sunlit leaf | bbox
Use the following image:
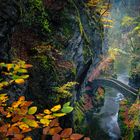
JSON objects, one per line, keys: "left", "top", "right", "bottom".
{"left": 40, "top": 118, "right": 50, "bottom": 126}
{"left": 14, "top": 65, "right": 20, "bottom": 71}
{"left": 53, "top": 113, "right": 66, "bottom": 117}
{"left": 51, "top": 105, "right": 61, "bottom": 112}
{"left": 43, "top": 115, "right": 55, "bottom": 119}
{"left": 20, "top": 75, "right": 29, "bottom": 79}
{"left": 22, "top": 118, "right": 39, "bottom": 128}
{"left": 6, "top": 112, "right": 12, "bottom": 118}
{"left": 44, "top": 109, "right": 52, "bottom": 115}
{"left": 18, "top": 96, "right": 25, "bottom": 102}
{"left": 12, "top": 75, "right": 20, "bottom": 80}
{"left": 63, "top": 102, "right": 70, "bottom": 107}
{"left": 61, "top": 106, "right": 73, "bottom": 113}
{"left": 12, "top": 101, "right": 21, "bottom": 108}
{"left": 28, "top": 106, "right": 37, "bottom": 115}
{"left": 17, "top": 69, "right": 28, "bottom": 73}
{"left": 1, "top": 82, "right": 9, "bottom": 86}
{"left": 15, "top": 79, "right": 25, "bottom": 85}
{"left": 0, "top": 62, "right": 6, "bottom": 67}
{"left": 19, "top": 123, "right": 29, "bottom": 130}
{"left": 0, "top": 94, "right": 8, "bottom": 102}
{"left": 6, "top": 64, "right": 14, "bottom": 71}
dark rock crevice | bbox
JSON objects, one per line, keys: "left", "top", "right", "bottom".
{"left": 0, "top": 0, "right": 20, "bottom": 62}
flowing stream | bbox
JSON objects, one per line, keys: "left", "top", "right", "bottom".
{"left": 98, "top": 1, "right": 132, "bottom": 139}
{"left": 99, "top": 55, "right": 130, "bottom": 140}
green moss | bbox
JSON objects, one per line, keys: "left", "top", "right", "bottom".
{"left": 73, "top": 101, "right": 87, "bottom": 133}
{"left": 34, "top": 55, "right": 54, "bottom": 70}
{"left": 21, "top": 0, "right": 50, "bottom": 33}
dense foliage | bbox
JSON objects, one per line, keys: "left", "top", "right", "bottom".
{"left": 0, "top": 61, "right": 90, "bottom": 140}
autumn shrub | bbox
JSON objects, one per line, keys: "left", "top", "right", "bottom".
{"left": 119, "top": 98, "right": 140, "bottom": 140}
{"left": 0, "top": 60, "right": 90, "bottom": 140}
{"left": 53, "top": 82, "right": 78, "bottom": 99}
{"left": 0, "top": 60, "right": 33, "bottom": 89}
{"left": 0, "top": 94, "right": 74, "bottom": 140}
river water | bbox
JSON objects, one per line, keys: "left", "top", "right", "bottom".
{"left": 98, "top": 50, "right": 132, "bottom": 140}
{"left": 98, "top": 1, "right": 132, "bottom": 138}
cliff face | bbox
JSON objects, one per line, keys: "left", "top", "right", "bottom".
{"left": 64, "top": 1, "right": 104, "bottom": 137}
{"left": 0, "top": 0, "right": 104, "bottom": 139}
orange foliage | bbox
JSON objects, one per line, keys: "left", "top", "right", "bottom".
{"left": 120, "top": 99, "right": 140, "bottom": 129}
{"left": 0, "top": 61, "right": 90, "bottom": 140}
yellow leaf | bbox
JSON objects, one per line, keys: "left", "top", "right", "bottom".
{"left": 53, "top": 113, "right": 66, "bottom": 117}
{"left": 14, "top": 65, "right": 20, "bottom": 71}
{"left": 51, "top": 105, "right": 61, "bottom": 112}
{"left": 6, "top": 112, "right": 12, "bottom": 118}
{"left": 15, "top": 79, "right": 25, "bottom": 84}
{"left": 6, "top": 64, "right": 14, "bottom": 71}
{"left": 24, "top": 136, "right": 32, "bottom": 140}
{"left": 44, "top": 109, "right": 52, "bottom": 115}
{"left": 12, "top": 101, "right": 21, "bottom": 108}
{"left": 43, "top": 115, "right": 55, "bottom": 119}
{"left": 1, "top": 81, "right": 9, "bottom": 86}
{"left": 40, "top": 118, "right": 51, "bottom": 126}
{"left": 18, "top": 96, "right": 25, "bottom": 102}
{"left": 0, "top": 94, "right": 8, "bottom": 102}
{"left": 18, "top": 69, "right": 28, "bottom": 73}
{"left": 19, "top": 123, "right": 29, "bottom": 130}
{"left": 23, "top": 119, "right": 39, "bottom": 128}
{"left": 20, "top": 75, "right": 29, "bottom": 79}
{"left": 28, "top": 106, "right": 37, "bottom": 115}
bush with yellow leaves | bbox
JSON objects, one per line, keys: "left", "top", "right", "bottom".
{"left": 0, "top": 60, "right": 90, "bottom": 140}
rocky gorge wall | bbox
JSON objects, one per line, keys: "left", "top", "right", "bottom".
{"left": 0, "top": 0, "right": 104, "bottom": 139}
